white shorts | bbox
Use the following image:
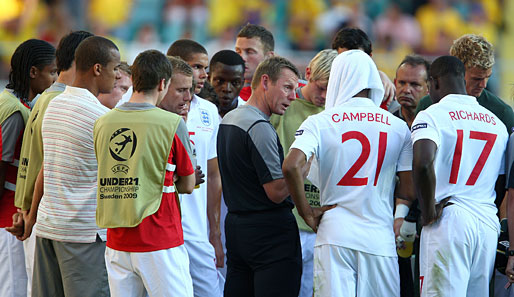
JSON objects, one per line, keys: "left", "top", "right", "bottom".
{"left": 313, "top": 244, "right": 399, "bottom": 297}
{"left": 105, "top": 245, "right": 193, "bottom": 297}
{"left": 0, "top": 228, "right": 27, "bottom": 297}
{"left": 184, "top": 240, "right": 224, "bottom": 297}
{"left": 23, "top": 223, "right": 36, "bottom": 297}
{"left": 299, "top": 230, "right": 316, "bottom": 297}
{"left": 419, "top": 204, "right": 497, "bottom": 297}
{"left": 218, "top": 195, "right": 228, "bottom": 278}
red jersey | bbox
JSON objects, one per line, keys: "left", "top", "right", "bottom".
{"left": 106, "top": 134, "right": 194, "bottom": 252}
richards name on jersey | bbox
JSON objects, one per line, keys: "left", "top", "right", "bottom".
{"left": 448, "top": 110, "right": 497, "bottom": 125}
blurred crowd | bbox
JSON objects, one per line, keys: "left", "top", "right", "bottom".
{"left": 0, "top": 0, "right": 505, "bottom": 80}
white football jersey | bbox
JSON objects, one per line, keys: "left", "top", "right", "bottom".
{"left": 411, "top": 94, "right": 508, "bottom": 231}
{"left": 291, "top": 97, "right": 412, "bottom": 257}
{"left": 181, "top": 95, "right": 220, "bottom": 242}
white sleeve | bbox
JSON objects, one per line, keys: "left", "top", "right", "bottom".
{"left": 290, "top": 116, "right": 321, "bottom": 187}
{"left": 411, "top": 110, "right": 440, "bottom": 147}
{"left": 397, "top": 124, "right": 413, "bottom": 172}
{"left": 208, "top": 106, "right": 220, "bottom": 160}
{"left": 289, "top": 116, "right": 319, "bottom": 161}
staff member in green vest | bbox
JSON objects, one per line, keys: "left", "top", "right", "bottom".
{"left": 416, "top": 34, "right": 514, "bottom": 134}
{"left": 0, "top": 38, "right": 56, "bottom": 297}
{"left": 94, "top": 49, "right": 196, "bottom": 297}
{"left": 7, "top": 31, "right": 93, "bottom": 297}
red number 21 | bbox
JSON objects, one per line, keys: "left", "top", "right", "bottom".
{"left": 337, "top": 131, "right": 387, "bottom": 186}
{"left": 449, "top": 130, "right": 496, "bottom": 185}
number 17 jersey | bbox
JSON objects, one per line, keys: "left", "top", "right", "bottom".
{"left": 291, "top": 97, "right": 412, "bottom": 257}
{"left": 411, "top": 94, "right": 508, "bottom": 231}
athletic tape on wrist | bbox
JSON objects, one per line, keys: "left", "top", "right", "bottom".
{"left": 394, "top": 203, "right": 409, "bottom": 219}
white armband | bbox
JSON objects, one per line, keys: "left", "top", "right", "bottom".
{"left": 394, "top": 203, "right": 409, "bottom": 219}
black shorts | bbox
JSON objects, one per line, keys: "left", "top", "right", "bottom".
{"left": 224, "top": 208, "right": 302, "bottom": 297}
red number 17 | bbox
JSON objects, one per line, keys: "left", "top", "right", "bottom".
{"left": 337, "top": 131, "right": 387, "bottom": 187}
{"left": 449, "top": 130, "right": 496, "bottom": 185}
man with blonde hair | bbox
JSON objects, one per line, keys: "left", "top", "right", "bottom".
{"left": 416, "top": 34, "right": 514, "bottom": 134}
{"left": 270, "top": 48, "right": 338, "bottom": 297}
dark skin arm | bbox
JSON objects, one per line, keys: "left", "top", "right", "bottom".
{"left": 412, "top": 139, "right": 440, "bottom": 226}
{"left": 283, "top": 148, "right": 335, "bottom": 232}
{"left": 505, "top": 187, "right": 514, "bottom": 281}
{"left": 206, "top": 158, "right": 224, "bottom": 268}
{"left": 494, "top": 175, "right": 506, "bottom": 208}
{"left": 195, "top": 166, "right": 205, "bottom": 186}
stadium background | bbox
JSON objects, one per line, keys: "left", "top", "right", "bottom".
{"left": 0, "top": 0, "right": 513, "bottom": 104}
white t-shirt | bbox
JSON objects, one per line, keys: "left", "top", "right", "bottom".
{"left": 38, "top": 86, "right": 109, "bottom": 243}
{"left": 181, "top": 95, "right": 220, "bottom": 242}
{"left": 291, "top": 97, "right": 412, "bottom": 257}
{"left": 411, "top": 94, "right": 508, "bottom": 231}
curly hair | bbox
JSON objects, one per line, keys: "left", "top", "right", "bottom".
{"left": 450, "top": 34, "right": 494, "bottom": 70}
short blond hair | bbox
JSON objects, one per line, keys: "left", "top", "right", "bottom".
{"left": 450, "top": 34, "right": 494, "bottom": 70}
{"left": 167, "top": 55, "right": 193, "bottom": 77}
{"left": 308, "top": 49, "right": 338, "bottom": 83}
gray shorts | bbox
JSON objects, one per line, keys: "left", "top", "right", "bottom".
{"left": 32, "top": 235, "right": 109, "bottom": 297}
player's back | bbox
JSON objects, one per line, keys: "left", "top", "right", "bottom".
{"left": 293, "top": 97, "right": 412, "bottom": 256}
{"left": 412, "top": 94, "right": 508, "bottom": 230}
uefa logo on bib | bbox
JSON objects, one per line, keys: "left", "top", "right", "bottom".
{"left": 109, "top": 128, "right": 138, "bottom": 162}
{"left": 200, "top": 109, "right": 211, "bottom": 126}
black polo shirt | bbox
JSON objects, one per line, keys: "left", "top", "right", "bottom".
{"left": 217, "top": 105, "right": 293, "bottom": 213}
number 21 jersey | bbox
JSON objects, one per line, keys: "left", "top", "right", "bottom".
{"left": 411, "top": 94, "right": 508, "bottom": 231}
{"left": 291, "top": 97, "right": 412, "bottom": 257}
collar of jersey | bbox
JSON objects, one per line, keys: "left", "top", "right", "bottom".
{"left": 242, "top": 104, "right": 270, "bottom": 120}
{"left": 440, "top": 94, "right": 477, "bottom": 105}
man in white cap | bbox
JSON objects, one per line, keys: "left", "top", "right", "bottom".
{"left": 283, "top": 50, "right": 414, "bottom": 297}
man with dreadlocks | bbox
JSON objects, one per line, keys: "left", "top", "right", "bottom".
{"left": 0, "top": 38, "right": 56, "bottom": 297}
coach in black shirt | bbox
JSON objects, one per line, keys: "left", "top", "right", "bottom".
{"left": 217, "top": 56, "right": 302, "bottom": 297}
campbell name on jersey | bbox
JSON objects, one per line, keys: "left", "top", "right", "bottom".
{"left": 291, "top": 97, "right": 412, "bottom": 257}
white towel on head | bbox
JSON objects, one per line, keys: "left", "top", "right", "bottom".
{"left": 325, "top": 50, "right": 384, "bottom": 108}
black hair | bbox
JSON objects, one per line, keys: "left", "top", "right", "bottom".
{"left": 237, "top": 23, "right": 275, "bottom": 53}
{"left": 56, "top": 31, "right": 94, "bottom": 72}
{"left": 6, "top": 39, "right": 56, "bottom": 100}
{"left": 166, "top": 39, "right": 208, "bottom": 62}
{"left": 331, "top": 27, "right": 372, "bottom": 55}
{"left": 75, "top": 36, "right": 119, "bottom": 72}
{"left": 132, "top": 50, "right": 173, "bottom": 93}
{"left": 209, "top": 50, "right": 245, "bottom": 71}
{"left": 429, "top": 56, "right": 465, "bottom": 80}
